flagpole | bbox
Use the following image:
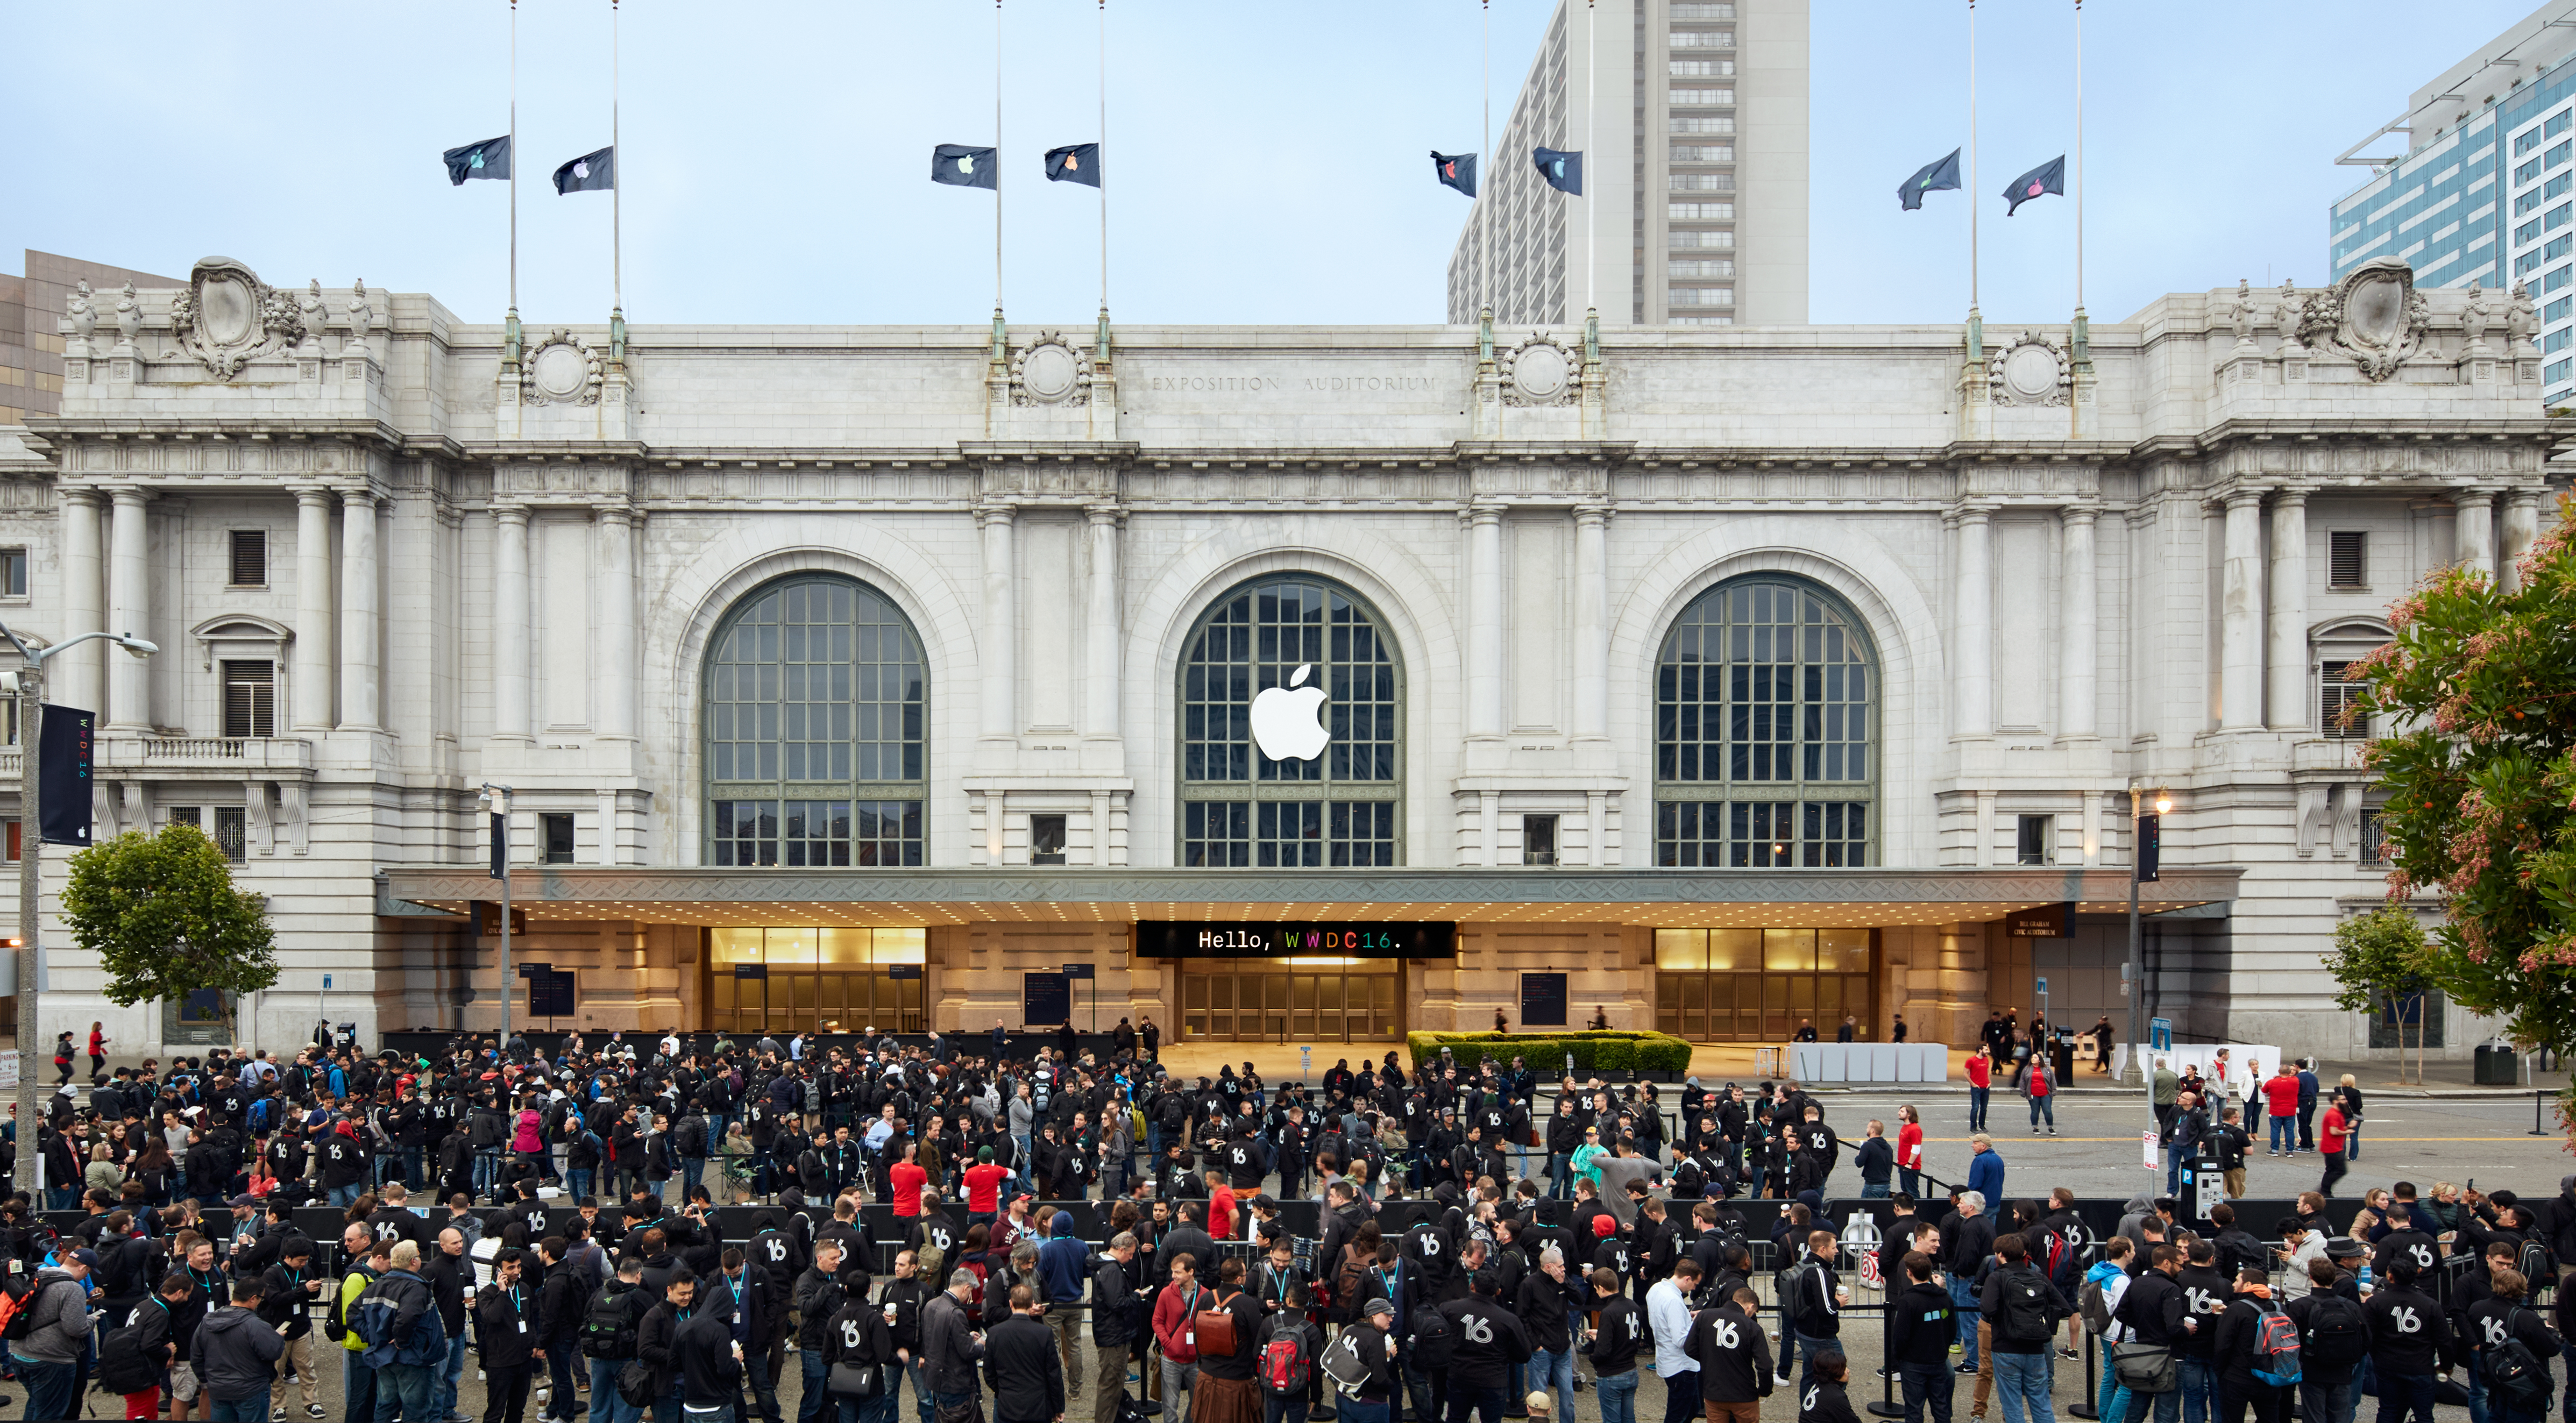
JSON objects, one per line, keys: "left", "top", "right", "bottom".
{"left": 2074, "top": 0, "right": 2085, "bottom": 313}
{"left": 611, "top": 0, "right": 622, "bottom": 315}
{"left": 509, "top": 0, "right": 519, "bottom": 323}
{"left": 1482, "top": 0, "right": 1492, "bottom": 323}
{"left": 1968, "top": 0, "right": 1981, "bottom": 316}
{"left": 996, "top": 0, "right": 1005, "bottom": 322}
{"left": 1585, "top": 0, "right": 1595, "bottom": 324}
{"left": 1099, "top": 0, "right": 1109, "bottom": 321}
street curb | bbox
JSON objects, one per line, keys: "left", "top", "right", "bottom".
{"left": 1797, "top": 1083, "right": 2549, "bottom": 1102}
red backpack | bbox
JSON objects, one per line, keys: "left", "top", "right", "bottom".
{"left": 1258, "top": 1315, "right": 1311, "bottom": 1398}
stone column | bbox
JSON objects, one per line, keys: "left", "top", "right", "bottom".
{"left": 2266, "top": 488, "right": 2310, "bottom": 731}
{"left": 1975, "top": 790, "right": 1997, "bottom": 866}
{"left": 1464, "top": 503, "right": 1506, "bottom": 739}
{"left": 1480, "top": 790, "right": 1503, "bottom": 866}
{"left": 2454, "top": 488, "right": 2497, "bottom": 580}
{"left": 337, "top": 490, "right": 381, "bottom": 730}
{"left": 2058, "top": 505, "right": 2098, "bottom": 740}
{"left": 593, "top": 506, "right": 638, "bottom": 741}
{"left": 106, "top": 488, "right": 152, "bottom": 732}
{"left": 1083, "top": 503, "right": 1121, "bottom": 741}
{"left": 1572, "top": 504, "right": 1612, "bottom": 741}
{"left": 1089, "top": 789, "right": 1113, "bottom": 866}
{"left": 2500, "top": 489, "right": 2543, "bottom": 593}
{"left": 56, "top": 489, "right": 105, "bottom": 718}
{"left": 2219, "top": 489, "right": 2266, "bottom": 730}
{"left": 2081, "top": 789, "right": 2104, "bottom": 866}
{"left": 1586, "top": 789, "right": 1609, "bottom": 866}
{"left": 290, "top": 487, "right": 336, "bottom": 731}
{"left": 1952, "top": 503, "right": 1995, "bottom": 738}
{"left": 492, "top": 503, "right": 533, "bottom": 744}
{"left": 977, "top": 504, "right": 1018, "bottom": 743}
{"left": 595, "top": 788, "right": 620, "bottom": 866}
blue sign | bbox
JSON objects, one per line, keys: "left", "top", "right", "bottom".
{"left": 1023, "top": 972, "right": 1072, "bottom": 1026}
{"left": 2149, "top": 1016, "right": 2174, "bottom": 1051}
{"left": 2035, "top": 976, "right": 2049, "bottom": 996}
{"left": 322, "top": 974, "right": 332, "bottom": 990}
{"left": 1519, "top": 972, "right": 1569, "bottom": 1027}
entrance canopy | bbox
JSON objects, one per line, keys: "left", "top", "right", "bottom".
{"left": 381, "top": 865, "right": 2241, "bottom": 927}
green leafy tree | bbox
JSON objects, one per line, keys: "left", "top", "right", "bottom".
{"left": 2352, "top": 494, "right": 2576, "bottom": 1133}
{"left": 60, "top": 824, "right": 278, "bottom": 1040}
{"left": 2323, "top": 905, "right": 2435, "bottom": 1085}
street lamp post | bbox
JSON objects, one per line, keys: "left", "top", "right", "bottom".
{"left": 2124, "top": 781, "right": 2170, "bottom": 1089}
{"left": 478, "top": 785, "right": 514, "bottom": 1052}
{"left": 0, "top": 623, "right": 158, "bottom": 1201}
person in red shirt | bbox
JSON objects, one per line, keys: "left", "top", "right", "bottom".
{"left": 2317, "top": 1102, "right": 2350, "bottom": 1197}
{"left": 1203, "top": 1169, "right": 1237, "bottom": 1241}
{"left": 889, "top": 1137, "right": 929, "bottom": 1216}
{"left": 1894, "top": 1104, "right": 1926, "bottom": 1198}
{"left": 1965, "top": 1048, "right": 1992, "bottom": 1133}
{"left": 963, "top": 1145, "right": 1010, "bottom": 1228}
{"left": 2261, "top": 1066, "right": 2302, "bottom": 1158}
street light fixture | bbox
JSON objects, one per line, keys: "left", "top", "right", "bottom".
{"left": 477, "top": 784, "right": 515, "bottom": 1052}
{"left": 0, "top": 622, "right": 157, "bottom": 1201}
{"left": 2124, "top": 781, "right": 2171, "bottom": 1088}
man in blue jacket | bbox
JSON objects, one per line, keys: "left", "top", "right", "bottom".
{"left": 1037, "top": 1211, "right": 1092, "bottom": 1400}
{"left": 1966, "top": 1135, "right": 2005, "bottom": 1218}
{"left": 352, "top": 1240, "right": 449, "bottom": 1423}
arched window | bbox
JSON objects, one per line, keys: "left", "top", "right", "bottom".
{"left": 704, "top": 574, "right": 927, "bottom": 866}
{"left": 1654, "top": 574, "right": 1877, "bottom": 866}
{"left": 1177, "top": 575, "right": 1403, "bottom": 866}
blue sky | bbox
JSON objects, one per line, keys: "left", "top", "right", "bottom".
{"left": 2, "top": 0, "right": 2540, "bottom": 329}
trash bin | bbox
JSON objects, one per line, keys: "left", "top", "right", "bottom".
{"left": 2474, "top": 1039, "right": 2519, "bottom": 1085}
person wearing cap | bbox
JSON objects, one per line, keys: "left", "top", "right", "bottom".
{"left": 1333, "top": 1296, "right": 1402, "bottom": 1423}
{"left": 9, "top": 1247, "right": 96, "bottom": 1419}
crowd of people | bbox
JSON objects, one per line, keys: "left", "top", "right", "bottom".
{"left": 0, "top": 1024, "right": 2561, "bottom": 1423}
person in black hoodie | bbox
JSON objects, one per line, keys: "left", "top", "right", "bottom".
{"left": 1687, "top": 1284, "right": 1775, "bottom": 1423}
{"left": 1798, "top": 1350, "right": 1864, "bottom": 1423}
{"left": 1886, "top": 1251, "right": 1957, "bottom": 1423}
{"left": 637, "top": 1269, "right": 700, "bottom": 1420}
{"left": 677, "top": 1304, "right": 747, "bottom": 1418}
{"left": 2362, "top": 1264, "right": 2452, "bottom": 1423}
{"left": 1444, "top": 1269, "right": 1533, "bottom": 1423}
{"left": 479, "top": 1246, "right": 540, "bottom": 1423}
{"left": 2113, "top": 1246, "right": 2191, "bottom": 1423}
{"left": 1785, "top": 1230, "right": 1849, "bottom": 1392}
{"left": 1520, "top": 1246, "right": 1583, "bottom": 1423}
{"left": 1946, "top": 1193, "right": 1998, "bottom": 1373}
{"left": 2211, "top": 1268, "right": 2292, "bottom": 1423}
{"left": 537, "top": 1236, "right": 593, "bottom": 1423}
{"left": 1587, "top": 1265, "right": 1644, "bottom": 1422}
{"left": 989, "top": 1283, "right": 1068, "bottom": 1423}
{"left": 2284, "top": 1258, "right": 2365, "bottom": 1423}
{"left": 2172, "top": 1240, "right": 2232, "bottom": 1423}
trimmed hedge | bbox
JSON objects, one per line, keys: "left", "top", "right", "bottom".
{"left": 1406, "top": 1029, "right": 1693, "bottom": 1074}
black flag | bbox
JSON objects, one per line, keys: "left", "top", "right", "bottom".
{"left": 2003, "top": 155, "right": 2065, "bottom": 216}
{"left": 1534, "top": 146, "right": 1583, "bottom": 195}
{"left": 1432, "top": 151, "right": 1478, "bottom": 197}
{"left": 1045, "top": 144, "right": 1101, "bottom": 187}
{"left": 551, "top": 146, "right": 615, "bottom": 195}
{"left": 933, "top": 144, "right": 998, "bottom": 190}
{"left": 442, "top": 136, "right": 512, "bottom": 186}
{"left": 1898, "top": 148, "right": 1961, "bottom": 210}
{"left": 37, "top": 704, "right": 93, "bottom": 848}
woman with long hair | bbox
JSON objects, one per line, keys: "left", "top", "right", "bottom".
{"left": 1894, "top": 1104, "right": 1925, "bottom": 1198}
{"left": 126, "top": 1136, "right": 176, "bottom": 1207}
{"left": 85, "top": 1022, "right": 107, "bottom": 1085}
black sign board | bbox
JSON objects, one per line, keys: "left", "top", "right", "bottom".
{"left": 886, "top": 964, "right": 924, "bottom": 980}
{"left": 2137, "top": 814, "right": 2161, "bottom": 883}
{"left": 473, "top": 903, "right": 528, "bottom": 937}
{"left": 529, "top": 970, "right": 576, "bottom": 1018}
{"left": 2005, "top": 903, "right": 2070, "bottom": 938}
{"left": 1023, "top": 972, "right": 1072, "bottom": 1025}
{"left": 1062, "top": 962, "right": 1096, "bottom": 980}
{"left": 488, "top": 812, "right": 507, "bottom": 879}
{"left": 37, "top": 705, "right": 93, "bottom": 847}
{"left": 733, "top": 963, "right": 768, "bottom": 980}
{"left": 516, "top": 962, "right": 550, "bottom": 979}
{"left": 1520, "top": 972, "right": 1569, "bottom": 1027}
{"left": 1135, "top": 920, "right": 1456, "bottom": 959}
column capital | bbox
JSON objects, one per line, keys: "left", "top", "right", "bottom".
{"left": 1082, "top": 500, "right": 1125, "bottom": 527}
{"left": 1572, "top": 502, "right": 1616, "bottom": 525}
{"left": 973, "top": 501, "right": 1018, "bottom": 529}
{"left": 2504, "top": 486, "right": 2545, "bottom": 510}
{"left": 1458, "top": 500, "right": 1506, "bottom": 528}
{"left": 1947, "top": 499, "right": 1998, "bottom": 525}
{"left": 593, "top": 502, "right": 640, "bottom": 529}
{"left": 339, "top": 487, "right": 381, "bottom": 513}
{"left": 287, "top": 483, "right": 335, "bottom": 506}
{"left": 2210, "top": 485, "right": 2269, "bottom": 511}
{"left": 2268, "top": 484, "right": 2311, "bottom": 508}
{"left": 56, "top": 484, "right": 105, "bottom": 508}
{"left": 491, "top": 501, "right": 531, "bottom": 526}
{"left": 2060, "top": 502, "right": 2102, "bottom": 526}
{"left": 107, "top": 485, "right": 155, "bottom": 508}
{"left": 2450, "top": 485, "right": 2499, "bottom": 507}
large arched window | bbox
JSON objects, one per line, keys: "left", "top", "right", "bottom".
{"left": 704, "top": 574, "right": 927, "bottom": 866}
{"left": 1654, "top": 574, "right": 1876, "bottom": 866}
{"left": 1177, "top": 575, "right": 1403, "bottom": 866}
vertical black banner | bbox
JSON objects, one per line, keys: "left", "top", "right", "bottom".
{"left": 37, "top": 705, "right": 94, "bottom": 847}
{"left": 2136, "top": 813, "right": 2161, "bottom": 883}
{"left": 489, "top": 812, "right": 507, "bottom": 878}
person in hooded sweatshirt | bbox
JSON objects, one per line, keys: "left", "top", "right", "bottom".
{"left": 1886, "top": 1250, "right": 1957, "bottom": 1423}
{"left": 1798, "top": 1349, "right": 1864, "bottom": 1423}
{"left": 194, "top": 1276, "right": 287, "bottom": 1421}
{"left": 678, "top": 1302, "right": 747, "bottom": 1419}
{"left": 1036, "top": 1210, "right": 1092, "bottom": 1398}
{"left": 2211, "top": 1267, "right": 2291, "bottom": 1423}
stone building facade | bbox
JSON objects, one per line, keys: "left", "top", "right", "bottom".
{"left": 0, "top": 255, "right": 2558, "bottom": 1057}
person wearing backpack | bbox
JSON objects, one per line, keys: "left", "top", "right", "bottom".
{"left": 585, "top": 1255, "right": 656, "bottom": 1423}
{"left": 1319, "top": 1296, "right": 1399, "bottom": 1423}
{"left": 193, "top": 1276, "right": 287, "bottom": 1421}
{"left": 98, "top": 1272, "right": 194, "bottom": 1420}
{"left": 2463, "top": 1268, "right": 2555, "bottom": 1423}
{"left": 1587, "top": 1264, "right": 1644, "bottom": 1423}
{"left": 330, "top": 1227, "right": 388, "bottom": 1423}
{"left": 1090, "top": 1233, "right": 1151, "bottom": 1423}
{"left": 352, "top": 1239, "right": 449, "bottom": 1422}
{"left": 1978, "top": 1232, "right": 2070, "bottom": 1423}
{"left": 1255, "top": 1282, "right": 1323, "bottom": 1423}
{"left": 2361, "top": 1262, "right": 2452, "bottom": 1423}
{"left": 2286, "top": 1258, "right": 2366, "bottom": 1423}
{"left": 2212, "top": 1267, "right": 2296, "bottom": 1423}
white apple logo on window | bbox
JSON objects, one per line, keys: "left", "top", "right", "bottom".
{"left": 1248, "top": 663, "right": 1331, "bottom": 762}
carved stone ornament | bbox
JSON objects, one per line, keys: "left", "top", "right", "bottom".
{"left": 2300, "top": 256, "right": 2430, "bottom": 382}
{"left": 1009, "top": 333, "right": 1091, "bottom": 406}
{"left": 165, "top": 257, "right": 306, "bottom": 380}
{"left": 521, "top": 328, "right": 604, "bottom": 405}
{"left": 1987, "top": 331, "right": 2070, "bottom": 407}
{"left": 1500, "top": 331, "right": 1580, "bottom": 407}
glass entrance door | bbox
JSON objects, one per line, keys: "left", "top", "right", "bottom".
{"left": 1654, "top": 928, "right": 1876, "bottom": 1042}
{"left": 1181, "top": 963, "right": 1401, "bottom": 1042}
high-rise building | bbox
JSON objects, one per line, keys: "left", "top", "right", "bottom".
{"left": 0, "top": 250, "right": 182, "bottom": 428}
{"left": 2329, "top": 4, "right": 2576, "bottom": 404}
{"left": 1446, "top": 0, "right": 1808, "bottom": 328}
